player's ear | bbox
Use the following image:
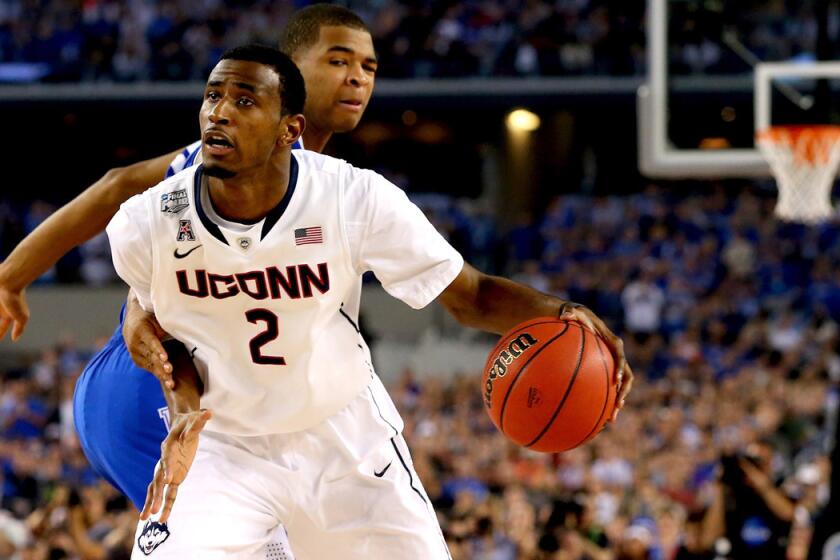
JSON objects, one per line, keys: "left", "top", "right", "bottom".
{"left": 279, "top": 114, "right": 305, "bottom": 148}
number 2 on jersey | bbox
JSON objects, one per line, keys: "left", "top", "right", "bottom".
{"left": 245, "top": 309, "right": 286, "bottom": 365}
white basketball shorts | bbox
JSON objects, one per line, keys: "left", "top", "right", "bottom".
{"left": 131, "top": 375, "right": 451, "bottom": 559}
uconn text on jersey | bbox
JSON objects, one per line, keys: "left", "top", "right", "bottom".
{"left": 176, "top": 263, "right": 330, "bottom": 300}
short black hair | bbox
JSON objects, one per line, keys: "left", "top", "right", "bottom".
{"left": 219, "top": 44, "right": 306, "bottom": 116}
{"left": 279, "top": 4, "right": 370, "bottom": 56}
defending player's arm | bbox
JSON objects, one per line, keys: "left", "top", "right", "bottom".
{"left": 0, "top": 148, "right": 181, "bottom": 341}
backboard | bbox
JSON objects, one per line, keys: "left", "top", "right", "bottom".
{"left": 639, "top": 0, "right": 840, "bottom": 178}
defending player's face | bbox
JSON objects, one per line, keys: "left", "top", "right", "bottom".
{"left": 293, "top": 26, "right": 376, "bottom": 134}
{"left": 199, "top": 60, "right": 292, "bottom": 178}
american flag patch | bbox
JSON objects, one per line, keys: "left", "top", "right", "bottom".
{"left": 295, "top": 226, "right": 323, "bottom": 245}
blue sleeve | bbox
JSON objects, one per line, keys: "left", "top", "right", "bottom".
{"left": 165, "top": 140, "right": 202, "bottom": 178}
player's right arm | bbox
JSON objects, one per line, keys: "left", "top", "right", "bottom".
{"left": 141, "top": 338, "right": 211, "bottom": 524}
{"left": 0, "top": 148, "right": 182, "bottom": 341}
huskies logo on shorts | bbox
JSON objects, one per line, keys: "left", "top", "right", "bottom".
{"left": 138, "top": 520, "right": 170, "bottom": 555}
{"left": 161, "top": 189, "right": 189, "bottom": 215}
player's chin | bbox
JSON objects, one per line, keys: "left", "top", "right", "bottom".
{"left": 204, "top": 164, "right": 237, "bottom": 179}
{"left": 330, "top": 110, "right": 364, "bottom": 132}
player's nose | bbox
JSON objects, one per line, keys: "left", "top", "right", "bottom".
{"left": 347, "top": 65, "right": 370, "bottom": 88}
{"left": 208, "top": 98, "right": 233, "bottom": 125}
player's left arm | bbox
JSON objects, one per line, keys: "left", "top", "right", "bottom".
{"left": 437, "top": 263, "right": 632, "bottom": 418}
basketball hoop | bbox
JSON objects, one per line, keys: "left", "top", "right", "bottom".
{"left": 756, "top": 125, "right": 840, "bottom": 224}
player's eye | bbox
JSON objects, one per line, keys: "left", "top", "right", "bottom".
{"left": 238, "top": 97, "right": 255, "bottom": 107}
{"left": 330, "top": 59, "right": 349, "bottom": 67}
{"left": 363, "top": 65, "right": 377, "bottom": 75}
{"left": 206, "top": 91, "right": 220, "bottom": 101}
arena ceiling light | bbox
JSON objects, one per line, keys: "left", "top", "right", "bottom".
{"left": 506, "top": 109, "right": 541, "bottom": 132}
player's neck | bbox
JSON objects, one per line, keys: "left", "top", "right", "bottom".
{"left": 205, "top": 158, "right": 291, "bottom": 223}
{"left": 302, "top": 126, "right": 332, "bottom": 154}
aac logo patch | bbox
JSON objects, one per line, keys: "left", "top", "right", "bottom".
{"left": 161, "top": 189, "right": 189, "bottom": 215}
{"left": 177, "top": 220, "right": 196, "bottom": 242}
{"left": 137, "top": 520, "right": 170, "bottom": 555}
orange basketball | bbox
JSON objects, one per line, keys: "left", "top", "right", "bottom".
{"left": 482, "top": 317, "right": 616, "bottom": 453}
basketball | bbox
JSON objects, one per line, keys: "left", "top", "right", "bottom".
{"left": 482, "top": 317, "right": 616, "bottom": 453}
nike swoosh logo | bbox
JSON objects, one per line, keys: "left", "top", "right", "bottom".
{"left": 374, "top": 462, "right": 392, "bottom": 478}
{"left": 173, "top": 245, "right": 202, "bottom": 259}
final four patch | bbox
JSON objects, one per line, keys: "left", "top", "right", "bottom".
{"left": 177, "top": 220, "right": 196, "bottom": 242}
{"left": 161, "top": 189, "right": 189, "bottom": 215}
{"left": 137, "top": 520, "right": 170, "bottom": 555}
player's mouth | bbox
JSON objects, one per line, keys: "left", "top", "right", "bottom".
{"left": 203, "top": 131, "right": 236, "bottom": 156}
{"left": 338, "top": 99, "right": 364, "bottom": 112}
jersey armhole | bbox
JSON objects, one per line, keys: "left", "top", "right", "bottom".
{"left": 338, "top": 168, "right": 362, "bottom": 278}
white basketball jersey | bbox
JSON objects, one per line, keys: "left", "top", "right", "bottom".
{"left": 108, "top": 151, "right": 463, "bottom": 435}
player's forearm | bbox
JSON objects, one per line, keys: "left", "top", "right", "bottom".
{"left": 160, "top": 340, "right": 203, "bottom": 414}
{"left": 442, "top": 271, "right": 564, "bottom": 334}
{"left": 0, "top": 150, "right": 178, "bottom": 290}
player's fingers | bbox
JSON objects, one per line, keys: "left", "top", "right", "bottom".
{"left": 141, "top": 344, "right": 174, "bottom": 388}
{"left": 0, "top": 317, "right": 11, "bottom": 341}
{"left": 610, "top": 368, "right": 633, "bottom": 422}
{"left": 191, "top": 409, "right": 212, "bottom": 433}
{"left": 617, "top": 364, "right": 633, "bottom": 403}
{"left": 159, "top": 484, "right": 179, "bottom": 524}
{"left": 178, "top": 409, "right": 212, "bottom": 439}
{"left": 140, "top": 478, "right": 158, "bottom": 520}
{"left": 11, "top": 318, "right": 26, "bottom": 341}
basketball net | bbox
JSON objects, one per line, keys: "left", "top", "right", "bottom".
{"left": 756, "top": 125, "right": 840, "bottom": 224}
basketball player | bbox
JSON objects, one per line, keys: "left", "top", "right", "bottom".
{"left": 108, "top": 44, "right": 631, "bottom": 558}
{"left": 0, "top": 5, "right": 379, "bottom": 516}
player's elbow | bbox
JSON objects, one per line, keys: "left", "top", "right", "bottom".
{"left": 439, "top": 268, "right": 492, "bottom": 328}
{"left": 99, "top": 165, "right": 135, "bottom": 205}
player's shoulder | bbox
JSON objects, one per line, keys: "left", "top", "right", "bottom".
{"left": 293, "top": 149, "right": 383, "bottom": 186}
{"left": 293, "top": 149, "right": 348, "bottom": 177}
{"left": 293, "top": 150, "right": 407, "bottom": 214}
{"left": 125, "top": 164, "right": 197, "bottom": 215}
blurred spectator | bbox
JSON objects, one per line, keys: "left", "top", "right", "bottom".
{"left": 622, "top": 267, "right": 666, "bottom": 337}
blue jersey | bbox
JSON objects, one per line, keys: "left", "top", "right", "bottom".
{"left": 73, "top": 310, "right": 168, "bottom": 508}
{"left": 74, "top": 140, "right": 302, "bottom": 508}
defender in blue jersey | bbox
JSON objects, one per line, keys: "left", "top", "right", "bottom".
{"left": 0, "top": 4, "right": 377, "bottom": 512}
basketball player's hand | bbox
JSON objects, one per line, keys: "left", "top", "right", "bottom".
{"left": 123, "top": 290, "right": 175, "bottom": 389}
{"left": 141, "top": 409, "right": 212, "bottom": 523}
{"left": 562, "top": 305, "right": 633, "bottom": 421}
{"left": 0, "top": 278, "right": 29, "bottom": 342}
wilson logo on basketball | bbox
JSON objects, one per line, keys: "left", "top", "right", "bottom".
{"left": 483, "top": 333, "right": 538, "bottom": 408}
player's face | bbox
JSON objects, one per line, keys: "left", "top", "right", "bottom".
{"left": 293, "top": 26, "right": 377, "bottom": 134}
{"left": 199, "top": 60, "right": 290, "bottom": 178}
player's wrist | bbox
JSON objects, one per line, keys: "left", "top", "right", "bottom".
{"left": 0, "top": 262, "right": 28, "bottom": 292}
